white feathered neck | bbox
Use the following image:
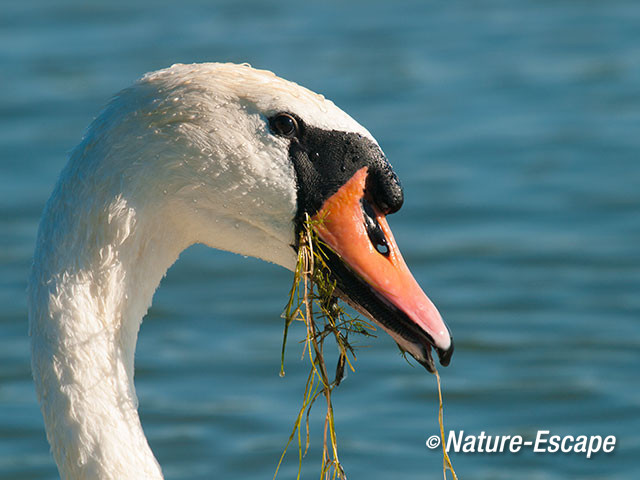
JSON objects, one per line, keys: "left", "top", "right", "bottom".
{"left": 28, "top": 63, "right": 374, "bottom": 479}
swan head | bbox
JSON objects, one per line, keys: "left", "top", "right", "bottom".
{"left": 81, "top": 62, "right": 453, "bottom": 371}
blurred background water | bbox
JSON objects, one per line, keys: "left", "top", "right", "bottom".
{"left": 1, "top": 0, "right": 639, "bottom": 478}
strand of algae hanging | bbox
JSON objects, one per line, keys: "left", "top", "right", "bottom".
{"left": 274, "top": 214, "right": 459, "bottom": 480}
{"left": 435, "top": 369, "right": 458, "bottom": 480}
{"left": 274, "top": 214, "right": 375, "bottom": 480}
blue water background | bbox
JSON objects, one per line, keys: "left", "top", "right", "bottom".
{"left": 1, "top": 1, "right": 639, "bottom": 478}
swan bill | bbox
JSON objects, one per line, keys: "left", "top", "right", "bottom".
{"left": 311, "top": 167, "right": 454, "bottom": 372}
{"left": 270, "top": 100, "right": 453, "bottom": 371}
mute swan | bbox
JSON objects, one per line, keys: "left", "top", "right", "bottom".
{"left": 28, "top": 62, "right": 453, "bottom": 479}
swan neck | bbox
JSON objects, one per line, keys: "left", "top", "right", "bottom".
{"left": 29, "top": 189, "right": 185, "bottom": 479}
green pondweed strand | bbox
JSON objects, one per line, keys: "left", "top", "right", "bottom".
{"left": 274, "top": 213, "right": 458, "bottom": 480}
{"left": 275, "top": 214, "right": 375, "bottom": 480}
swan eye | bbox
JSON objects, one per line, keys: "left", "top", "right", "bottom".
{"left": 270, "top": 113, "right": 299, "bottom": 138}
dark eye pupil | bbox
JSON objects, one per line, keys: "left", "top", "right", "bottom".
{"left": 272, "top": 114, "right": 298, "bottom": 137}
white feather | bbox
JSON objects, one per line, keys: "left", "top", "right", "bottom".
{"left": 28, "top": 63, "right": 372, "bottom": 479}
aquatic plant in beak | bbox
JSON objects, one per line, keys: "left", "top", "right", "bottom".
{"left": 276, "top": 214, "right": 376, "bottom": 480}
{"left": 277, "top": 215, "right": 458, "bottom": 480}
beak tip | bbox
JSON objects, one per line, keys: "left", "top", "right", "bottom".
{"left": 417, "top": 339, "right": 453, "bottom": 374}
{"left": 436, "top": 338, "right": 454, "bottom": 367}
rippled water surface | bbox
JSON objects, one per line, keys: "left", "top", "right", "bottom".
{"left": 1, "top": 1, "right": 639, "bottom": 478}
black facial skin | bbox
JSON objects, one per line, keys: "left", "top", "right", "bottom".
{"left": 269, "top": 113, "right": 404, "bottom": 235}
{"left": 268, "top": 113, "right": 453, "bottom": 370}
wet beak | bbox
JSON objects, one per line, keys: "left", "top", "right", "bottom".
{"left": 311, "top": 167, "right": 453, "bottom": 372}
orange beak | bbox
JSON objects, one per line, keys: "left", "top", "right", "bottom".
{"left": 311, "top": 167, "right": 453, "bottom": 371}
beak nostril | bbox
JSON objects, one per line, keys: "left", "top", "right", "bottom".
{"left": 376, "top": 243, "right": 389, "bottom": 256}
{"left": 361, "top": 198, "right": 390, "bottom": 257}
